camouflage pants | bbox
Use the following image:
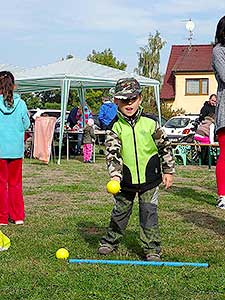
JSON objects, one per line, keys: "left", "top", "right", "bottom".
{"left": 100, "top": 187, "right": 161, "bottom": 255}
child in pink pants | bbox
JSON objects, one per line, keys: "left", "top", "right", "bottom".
{"left": 83, "top": 119, "right": 95, "bottom": 163}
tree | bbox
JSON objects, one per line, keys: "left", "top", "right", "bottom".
{"left": 22, "top": 93, "right": 42, "bottom": 109}
{"left": 160, "top": 101, "right": 185, "bottom": 120}
{"left": 135, "top": 31, "right": 166, "bottom": 114}
{"left": 86, "top": 48, "right": 127, "bottom": 113}
{"left": 65, "top": 54, "right": 74, "bottom": 60}
{"left": 87, "top": 48, "right": 127, "bottom": 70}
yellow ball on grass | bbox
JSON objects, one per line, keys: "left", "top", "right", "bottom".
{"left": 56, "top": 248, "right": 69, "bottom": 259}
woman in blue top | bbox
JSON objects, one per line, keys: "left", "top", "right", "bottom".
{"left": 0, "top": 71, "right": 30, "bottom": 225}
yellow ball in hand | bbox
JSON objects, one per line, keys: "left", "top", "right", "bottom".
{"left": 56, "top": 248, "right": 69, "bottom": 259}
{"left": 106, "top": 180, "right": 120, "bottom": 194}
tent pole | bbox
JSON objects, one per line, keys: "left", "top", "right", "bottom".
{"left": 57, "top": 79, "right": 71, "bottom": 165}
{"left": 78, "top": 87, "right": 86, "bottom": 128}
{"left": 154, "top": 84, "right": 162, "bottom": 126}
{"left": 81, "top": 87, "right": 86, "bottom": 128}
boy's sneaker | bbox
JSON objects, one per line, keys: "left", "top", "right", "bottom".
{"left": 145, "top": 253, "right": 161, "bottom": 261}
{"left": 98, "top": 245, "right": 114, "bottom": 255}
{"left": 217, "top": 196, "right": 225, "bottom": 210}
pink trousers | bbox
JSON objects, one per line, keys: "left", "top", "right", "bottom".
{"left": 216, "top": 128, "right": 225, "bottom": 196}
{"left": 83, "top": 144, "right": 93, "bottom": 162}
{"left": 194, "top": 135, "right": 210, "bottom": 144}
{"left": 0, "top": 159, "right": 25, "bottom": 224}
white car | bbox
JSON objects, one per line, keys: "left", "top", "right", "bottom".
{"left": 29, "top": 109, "right": 67, "bottom": 119}
{"left": 162, "top": 115, "right": 199, "bottom": 141}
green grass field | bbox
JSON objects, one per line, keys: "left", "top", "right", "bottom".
{"left": 1, "top": 157, "right": 225, "bottom": 300}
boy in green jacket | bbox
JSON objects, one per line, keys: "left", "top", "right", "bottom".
{"left": 98, "top": 78, "right": 175, "bottom": 261}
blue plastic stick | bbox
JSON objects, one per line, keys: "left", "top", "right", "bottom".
{"left": 68, "top": 258, "right": 208, "bottom": 268}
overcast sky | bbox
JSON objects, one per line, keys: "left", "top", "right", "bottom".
{"left": 1, "top": 0, "right": 225, "bottom": 74}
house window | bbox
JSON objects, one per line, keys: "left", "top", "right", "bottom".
{"left": 185, "top": 79, "right": 209, "bottom": 95}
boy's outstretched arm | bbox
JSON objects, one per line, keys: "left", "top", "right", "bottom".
{"left": 105, "top": 130, "right": 123, "bottom": 182}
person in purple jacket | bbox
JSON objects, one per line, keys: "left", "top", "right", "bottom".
{"left": 0, "top": 71, "right": 30, "bottom": 225}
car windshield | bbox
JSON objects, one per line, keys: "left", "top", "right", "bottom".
{"left": 164, "top": 117, "right": 190, "bottom": 128}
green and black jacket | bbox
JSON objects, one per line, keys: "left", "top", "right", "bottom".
{"left": 105, "top": 107, "right": 175, "bottom": 192}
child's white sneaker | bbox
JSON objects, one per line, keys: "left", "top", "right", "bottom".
{"left": 15, "top": 220, "right": 24, "bottom": 225}
{"left": 217, "top": 196, "right": 225, "bottom": 210}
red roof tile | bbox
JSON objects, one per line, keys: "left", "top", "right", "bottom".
{"left": 160, "top": 44, "right": 213, "bottom": 100}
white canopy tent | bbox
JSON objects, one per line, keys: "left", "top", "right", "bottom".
{"left": 11, "top": 57, "right": 161, "bottom": 164}
{"left": 0, "top": 64, "right": 26, "bottom": 73}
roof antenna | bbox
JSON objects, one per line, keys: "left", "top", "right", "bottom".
{"left": 185, "top": 19, "right": 195, "bottom": 50}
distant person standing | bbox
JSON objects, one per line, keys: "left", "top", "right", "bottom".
{"left": 194, "top": 113, "right": 215, "bottom": 144}
{"left": 67, "top": 106, "right": 79, "bottom": 128}
{"left": 98, "top": 96, "right": 117, "bottom": 130}
{"left": 83, "top": 119, "right": 96, "bottom": 163}
{"left": 194, "top": 113, "right": 216, "bottom": 165}
{"left": 199, "top": 94, "right": 217, "bottom": 122}
{"left": 78, "top": 104, "right": 93, "bottom": 128}
{"left": 0, "top": 71, "right": 30, "bottom": 225}
{"left": 212, "top": 15, "right": 225, "bottom": 209}
{"left": 75, "top": 104, "right": 93, "bottom": 155}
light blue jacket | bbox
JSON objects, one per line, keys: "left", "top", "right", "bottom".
{"left": 0, "top": 93, "right": 30, "bottom": 158}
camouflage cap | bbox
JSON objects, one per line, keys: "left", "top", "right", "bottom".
{"left": 114, "top": 78, "right": 142, "bottom": 100}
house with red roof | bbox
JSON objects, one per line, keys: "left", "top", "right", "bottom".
{"left": 160, "top": 44, "right": 217, "bottom": 114}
